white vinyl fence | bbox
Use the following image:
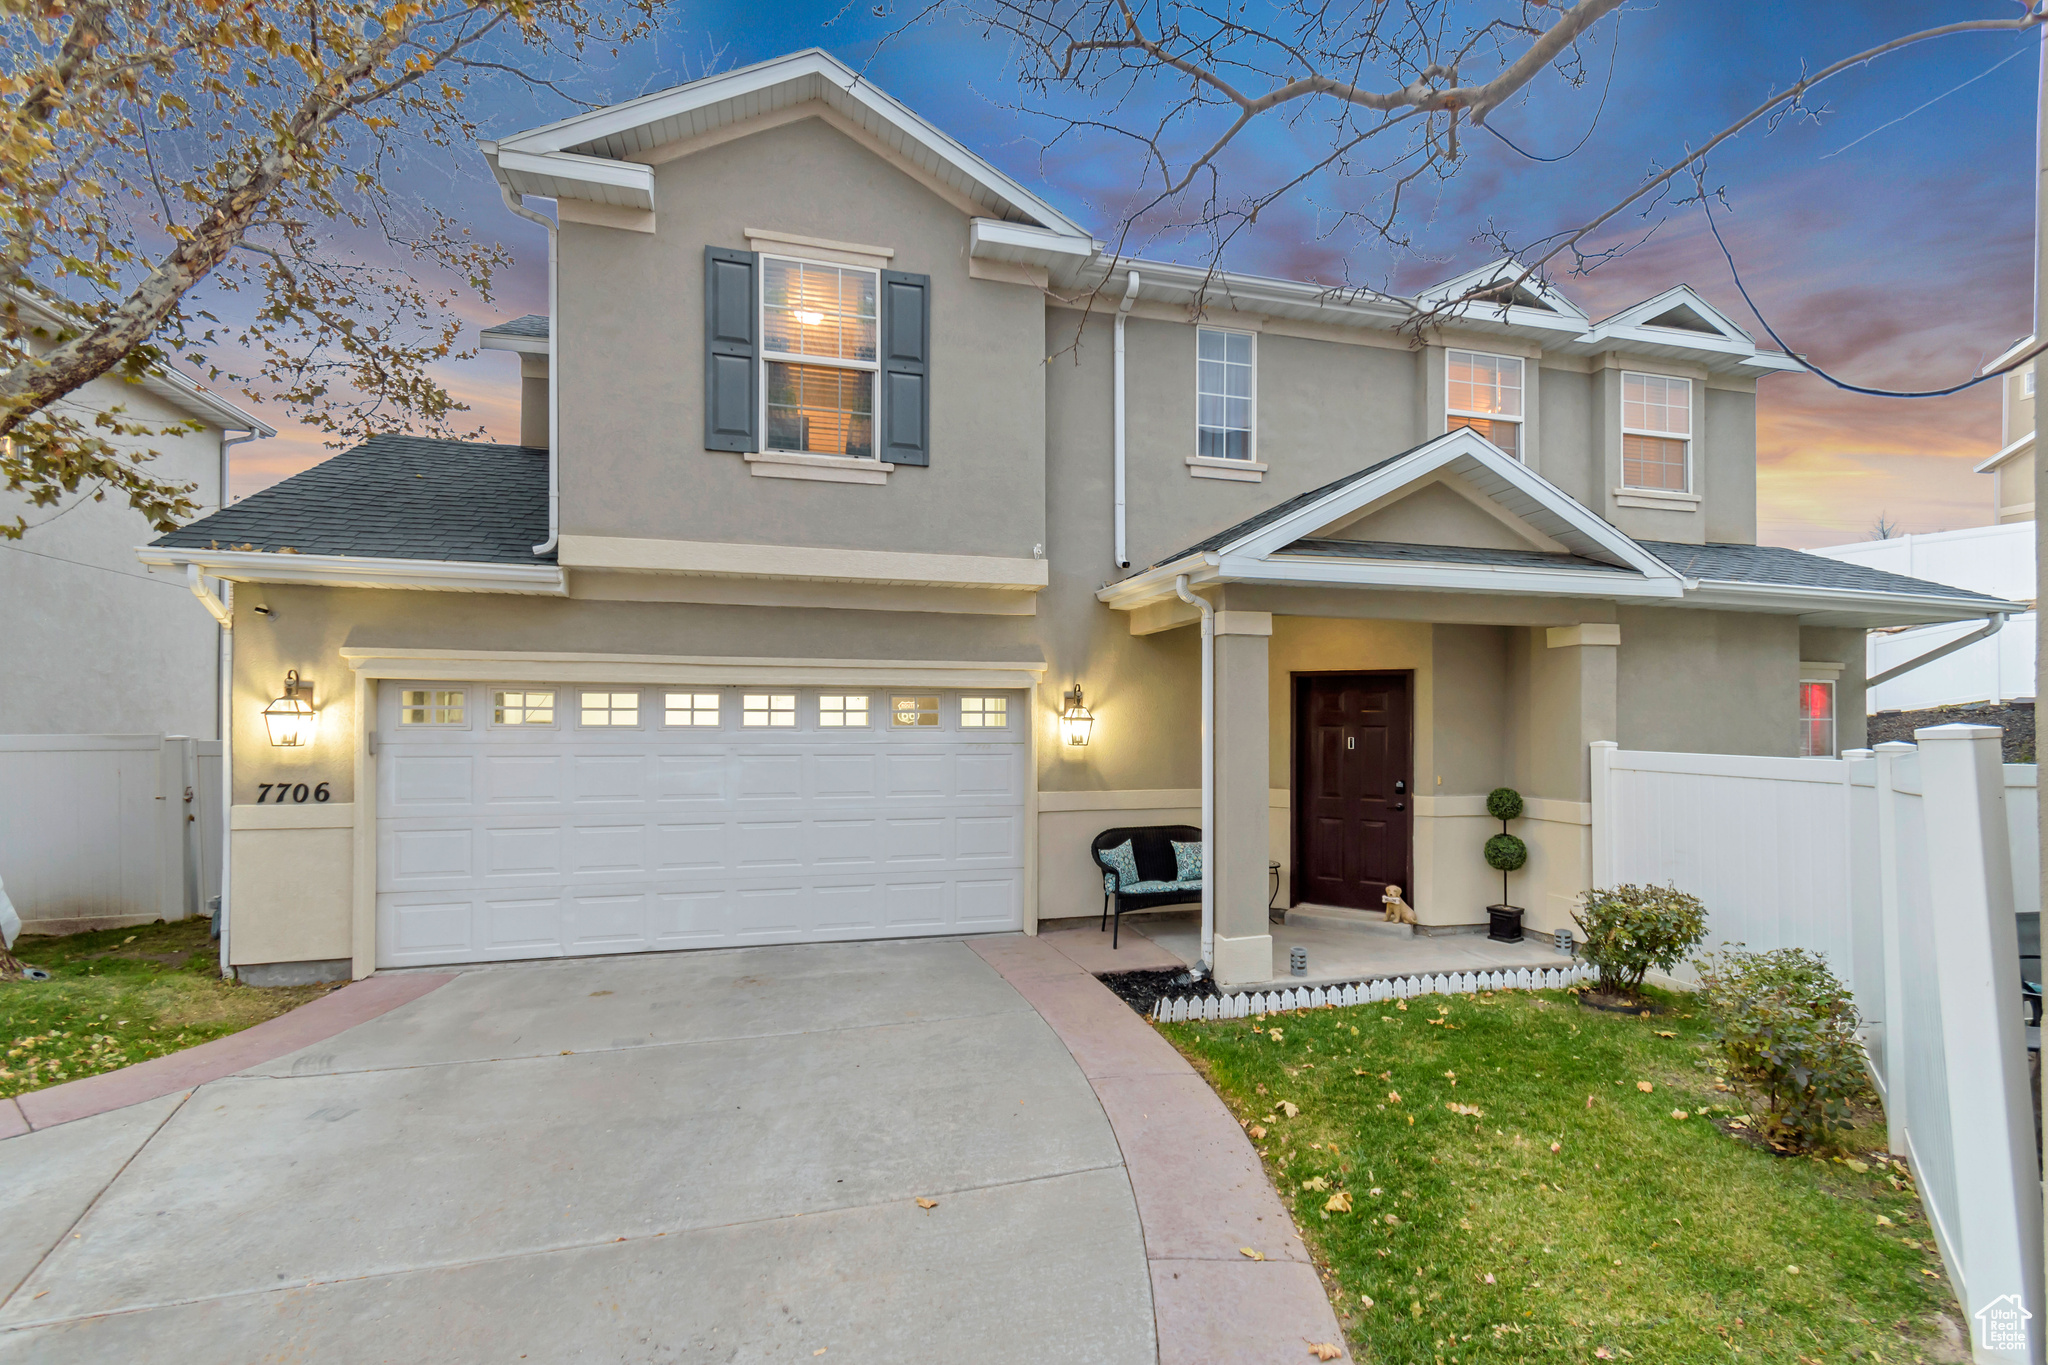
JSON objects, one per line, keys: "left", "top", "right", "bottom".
{"left": 1594, "top": 733, "right": 2043, "bottom": 1364}
{"left": 0, "top": 734, "right": 221, "bottom": 936}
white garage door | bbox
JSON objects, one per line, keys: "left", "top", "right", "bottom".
{"left": 375, "top": 684, "right": 1027, "bottom": 968}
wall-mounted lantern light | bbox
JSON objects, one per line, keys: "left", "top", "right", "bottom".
{"left": 1060, "top": 685, "right": 1094, "bottom": 747}
{"left": 263, "top": 670, "right": 316, "bottom": 747}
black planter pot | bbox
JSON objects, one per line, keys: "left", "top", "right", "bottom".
{"left": 1486, "top": 904, "right": 1525, "bottom": 943}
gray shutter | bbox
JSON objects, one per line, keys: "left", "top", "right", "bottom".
{"left": 880, "top": 270, "right": 930, "bottom": 466}
{"left": 704, "top": 247, "right": 758, "bottom": 452}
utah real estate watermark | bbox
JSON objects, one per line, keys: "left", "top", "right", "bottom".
{"left": 1975, "top": 1294, "right": 2033, "bottom": 1354}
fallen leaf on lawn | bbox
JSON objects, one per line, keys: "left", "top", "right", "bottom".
{"left": 1875, "top": 1214, "right": 1893, "bottom": 1227}
{"left": 1279, "top": 1100, "right": 1300, "bottom": 1118}
{"left": 1483, "top": 1273, "right": 1496, "bottom": 1284}
{"left": 915, "top": 1198, "right": 937, "bottom": 1209}
{"left": 1301, "top": 1176, "right": 1330, "bottom": 1192}
{"left": 1407, "top": 1114, "right": 1414, "bottom": 1126}
{"left": 1369, "top": 1187, "right": 1383, "bottom": 1196}
{"left": 1654, "top": 1030, "right": 1676, "bottom": 1038}
{"left": 1240, "top": 1247, "right": 1266, "bottom": 1261}
{"left": 1845, "top": 1159, "right": 1870, "bottom": 1173}
{"left": 1308, "top": 1343, "right": 1343, "bottom": 1361}
{"left": 1396, "top": 1001, "right": 1408, "bottom": 1011}
{"left": 1325, "top": 1190, "right": 1353, "bottom": 1213}
{"left": 1586, "top": 1095, "right": 1596, "bottom": 1109}
{"left": 1359, "top": 1295, "right": 1374, "bottom": 1309}
{"left": 1596, "top": 1349, "right": 1615, "bottom": 1360}
{"left": 1269, "top": 1029, "right": 1286, "bottom": 1042}
{"left": 1671, "top": 1109, "right": 1689, "bottom": 1120}
{"left": 1786, "top": 1265, "right": 1800, "bottom": 1274}
{"left": 1637, "top": 1081, "right": 1654, "bottom": 1093}
{"left": 1386, "top": 1091, "right": 1402, "bottom": 1104}
{"left": 1249, "top": 1124, "right": 1268, "bottom": 1140}
{"left": 1446, "top": 1102, "right": 1484, "bottom": 1117}
{"left": 1550, "top": 1142, "right": 1562, "bottom": 1153}
{"left": 1384, "top": 1213, "right": 1400, "bottom": 1226}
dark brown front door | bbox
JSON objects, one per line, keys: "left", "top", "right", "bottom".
{"left": 1294, "top": 673, "right": 1413, "bottom": 912}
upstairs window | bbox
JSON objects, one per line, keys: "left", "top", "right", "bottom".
{"left": 1446, "top": 350, "right": 1523, "bottom": 459}
{"left": 761, "top": 256, "right": 878, "bottom": 459}
{"left": 1196, "top": 328, "right": 1255, "bottom": 461}
{"left": 1621, "top": 372, "right": 1692, "bottom": 492}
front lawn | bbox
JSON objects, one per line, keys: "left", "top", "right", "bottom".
{"left": 2, "top": 918, "right": 335, "bottom": 1100}
{"left": 1161, "top": 987, "right": 1965, "bottom": 1364}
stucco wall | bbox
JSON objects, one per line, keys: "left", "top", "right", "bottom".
{"left": 0, "top": 374, "right": 227, "bottom": 736}
{"left": 1615, "top": 607, "right": 1802, "bottom": 757}
{"left": 556, "top": 114, "right": 1047, "bottom": 561}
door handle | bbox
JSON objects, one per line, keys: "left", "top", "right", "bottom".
{"left": 1392, "top": 801, "right": 1405, "bottom": 811}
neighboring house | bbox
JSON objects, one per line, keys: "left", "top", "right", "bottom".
{"left": 1977, "top": 335, "right": 2036, "bottom": 524}
{"left": 137, "top": 50, "right": 2020, "bottom": 990}
{"left": 2, "top": 292, "right": 273, "bottom": 736}
{"left": 1808, "top": 523, "right": 2037, "bottom": 712}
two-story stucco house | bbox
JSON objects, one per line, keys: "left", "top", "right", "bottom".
{"left": 140, "top": 50, "right": 2017, "bottom": 989}
{"left": 1977, "top": 334, "right": 2037, "bottom": 524}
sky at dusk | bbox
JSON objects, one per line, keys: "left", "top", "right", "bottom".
{"left": 220, "top": 1, "right": 2043, "bottom": 550}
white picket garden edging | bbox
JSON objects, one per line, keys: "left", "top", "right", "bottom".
{"left": 1150, "top": 962, "right": 1595, "bottom": 1023}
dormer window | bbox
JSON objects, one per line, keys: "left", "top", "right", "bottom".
{"left": 1446, "top": 349, "right": 1523, "bottom": 459}
{"left": 1621, "top": 372, "right": 1692, "bottom": 492}
{"left": 761, "top": 255, "right": 879, "bottom": 459}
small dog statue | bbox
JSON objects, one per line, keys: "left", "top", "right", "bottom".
{"left": 1381, "top": 883, "right": 1418, "bottom": 925}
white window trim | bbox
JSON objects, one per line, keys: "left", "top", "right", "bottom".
{"left": 489, "top": 686, "right": 558, "bottom": 729}
{"left": 1619, "top": 369, "right": 1694, "bottom": 496}
{"left": 757, "top": 251, "right": 884, "bottom": 467}
{"left": 576, "top": 689, "right": 643, "bottom": 729}
{"left": 1192, "top": 326, "right": 1259, "bottom": 480}
{"left": 399, "top": 685, "right": 471, "bottom": 729}
{"left": 1797, "top": 676, "right": 1838, "bottom": 758}
{"left": 1445, "top": 348, "right": 1525, "bottom": 459}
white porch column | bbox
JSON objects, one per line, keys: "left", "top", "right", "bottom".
{"left": 1211, "top": 610, "right": 1272, "bottom": 988}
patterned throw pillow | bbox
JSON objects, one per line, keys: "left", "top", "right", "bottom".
{"left": 1172, "top": 840, "right": 1204, "bottom": 883}
{"left": 1100, "top": 840, "right": 1141, "bottom": 890}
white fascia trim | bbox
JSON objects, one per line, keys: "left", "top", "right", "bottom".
{"left": 495, "top": 49, "right": 1090, "bottom": 239}
{"left": 338, "top": 646, "right": 1046, "bottom": 688}
{"left": 1975, "top": 431, "right": 2034, "bottom": 474}
{"left": 1983, "top": 334, "right": 2037, "bottom": 375}
{"left": 142, "top": 367, "right": 275, "bottom": 436}
{"left": 1223, "top": 553, "right": 1682, "bottom": 599}
{"left": 137, "top": 547, "right": 568, "bottom": 595}
{"left": 1413, "top": 256, "right": 1591, "bottom": 323}
{"left": 968, "top": 218, "right": 1097, "bottom": 265}
{"left": 494, "top": 148, "right": 654, "bottom": 210}
{"left": 1589, "top": 285, "right": 1753, "bottom": 345}
{"left": 1229, "top": 432, "right": 1681, "bottom": 583}
{"left": 480, "top": 330, "right": 548, "bottom": 356}
{"left": 1115, "top": 256, "right": 1411, "bottom": 324}
{"left": 1680, "top": 578, "right": 2026, "bottom": 620}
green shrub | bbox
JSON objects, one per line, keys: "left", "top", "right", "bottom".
{"left": 1484, "top": 833, "right": 1527, "bottom": 872}
{"left": 1696, "top": 946, "right": 1864, "bottom": 1153}
{"left": 1485, "top": 787, "right": 1525, "bottom": 822}
{"left": 1571, "top": 884, "right": 1708, "bottom": 995}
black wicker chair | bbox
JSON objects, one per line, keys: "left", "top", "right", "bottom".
{"left": 1089, "top": 824, "right": 1203, "bottom": 948}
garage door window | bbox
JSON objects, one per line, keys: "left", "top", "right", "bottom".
{"left": 579, "top": 691, "right": 640, "bottom": 727}
{"left": 400, "top": 689, "right": 466, "bottom": 726}
{"left": 664, "top": 693, "right": 721, "bottom": 727}
{"left": 743, "top": 693, "right": 797, "bottom": 727}
{"left": 818, "top": 694, "right": 869, "bottom": 727}
{"left": 892, "top": 695, "right": 939, "bottom": 727}
{"left": 958, "top": 696, "right": 1008, "bottom": 728}
{"left": 492, "top": 690, "right": 555, "bottom": 726}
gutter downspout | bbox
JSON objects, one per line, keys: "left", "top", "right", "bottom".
{"left": 1113, "top": 272, "right": 1141, "bottom": 570}
{"left": 1867, "top": 612, "right": 2010, "bottom": 690}
{"left": 496, "top": 181, "right": 560, "bottom": 556}
{"left": 216, "top": 579, "right": 233, "bottom": 978}
{"left": 1175, "top": 573, "right": 1214, "bottom": 978}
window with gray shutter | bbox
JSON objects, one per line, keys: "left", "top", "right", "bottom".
{"left": 880, "top": 270, "right": 930, "bottom": 467}
{"left": 704, "top": 247, "right": 759, "bottom": 452}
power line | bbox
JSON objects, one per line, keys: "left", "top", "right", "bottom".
{"left": 1700, "top": 193, "right": 2041, "bottom": 399}
{"left": 1481, "top": 23, "right": 1621, "bottom": 164}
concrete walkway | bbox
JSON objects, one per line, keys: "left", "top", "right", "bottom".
{"left": 0, "top": 940, "right": 1155, "bottom": 1364}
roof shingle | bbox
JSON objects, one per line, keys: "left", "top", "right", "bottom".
{"left": 481, "top": 313, "right": 549, "bottom": 340}
{"left": 1637, "top": 540, "right": 2005, "bottom": 604}
{"left": 152, "top": 433, "right": 551, "bottom": 564}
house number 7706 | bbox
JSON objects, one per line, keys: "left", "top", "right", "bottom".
{"left": 256, "top": 782, "right": 331, "bottom": 804}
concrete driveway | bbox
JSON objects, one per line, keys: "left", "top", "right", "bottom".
{"left": 0, "top": 940, "right": 1156, "bottom": 1364}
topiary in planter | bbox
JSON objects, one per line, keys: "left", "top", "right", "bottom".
{"left": 1571, "top": 883, "right": 1707, "bottom": 997}
{"left": 1695, "top": 946, "right": 1863, "bottom": 1153}
{"left": 1482, "top": 788, "right": 1528, "bottom": 939}
{"left": 1485, "top": 787, "right": 1525, "bottom": 823}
